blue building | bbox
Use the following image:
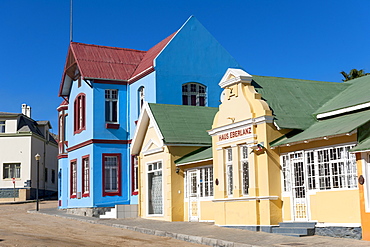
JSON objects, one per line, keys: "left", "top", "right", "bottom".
{"left": 57, "top": 16, "right": 241, "bottom": 213}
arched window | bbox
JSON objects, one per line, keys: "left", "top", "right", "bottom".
{"left": 182, "top": 83, "right": 206, "bottom": 106}
{"left": 138, "top": 86, "right": 145, "bottom": 113}
{"left": 74, "top": 93, "right": 86, "bottom": 134}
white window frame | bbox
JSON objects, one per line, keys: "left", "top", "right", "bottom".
{"left": 138, "top": 86, "right": 145, "bottom": 114}
{"left": 105, "top": 89, "right": 118, "bottom": 123}
{"left": 0, "top": 121, "right": 5, "bottom": 133}
{"left": 240, "top": 145, "right": 249, "bottom": 196}
{"left": 82, "top": 156, "right": 90, "bottom": 195}
{"left": 182, "top": 83, "right": 207, "bottom": 106}
{"left": 3, "top": 163, "right": 21, "bottom": 179}
{"left": 225, "top": 148, "right": 233, "bottom": 196}
{"left": 281, "top": 143, "right": 357, "bottom": 195}
{"left": 147, "top": 160, "right": 164, "bottom": 216}
{"left": 133, "top": 155, "right": 139, "bottom": 193}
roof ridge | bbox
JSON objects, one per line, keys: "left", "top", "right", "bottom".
{"left": 252, "top": 74, "right": 339, "bottom": 84}
{"left": 71, "top": 42, "right": 146, "bottom": 53}
{"left": 76, "top": 58, "right": 142, "bottom": 65}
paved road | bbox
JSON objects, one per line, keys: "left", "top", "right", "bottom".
{"left": 0, "top": 200, "right": 203, "bottom": 246}
{"left": 29, "top": 200, "right": 370, "bottom": 247}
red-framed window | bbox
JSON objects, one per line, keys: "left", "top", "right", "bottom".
{"left": 82, "top": 155, "right": 90, "bottom": 197}
{"left": 131, "top": 155, "right": 139, "bottom": 195}
{"left": 102, "top": 153, "right": 121, "bottom": 197}
{"left": 74, "top": 93, "right": 86, "bottom": 134}
{"left": 70, "top": 159, "right": 77, "bottom": 199}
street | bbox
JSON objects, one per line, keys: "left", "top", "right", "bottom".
{"left": 0, "top": 200, "right": 203, "bottom": 246}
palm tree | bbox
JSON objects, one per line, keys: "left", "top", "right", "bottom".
{"left": 340, "top": 69, "right": 369, "bottom": 81}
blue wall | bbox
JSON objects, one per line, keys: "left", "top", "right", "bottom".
{"left": 155, "top": 16, "right": 241, "bottom": 107}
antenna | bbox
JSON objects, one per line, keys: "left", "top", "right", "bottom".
{"left": 70, "top": 0, "right": 73, "bottom": 42}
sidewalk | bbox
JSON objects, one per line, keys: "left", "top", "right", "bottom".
{"left": 30, "top": 207, "right": 370, "bottom": 247}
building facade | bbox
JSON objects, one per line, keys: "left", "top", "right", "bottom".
{"left": 0, "top": 104, "right": 58, "bottom": 201}
{"left": 131, "top": 68, "right": 370, "bottom": 240}
{"left": 57, "top": 16, "right": 241, "bottom": 211}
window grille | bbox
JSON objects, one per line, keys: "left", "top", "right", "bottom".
{"left": 182, "top": 83, "right": 207, "bottom": 106}
{"left": 240, "top": 145, "right": 249, "bottom": 195}
{"left": 226, "top": 148, "right": 233, "bottom": 195}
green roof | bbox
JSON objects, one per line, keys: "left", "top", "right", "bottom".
{"left": 252, "top": 75, "right": 348, "bottom": 129}
{"left": 315, "top": 75, "right": 370, "bottom": 115}
{"left": 175, "top": 146, "right": 212, "bottom": 165}
{"left": 149, "top": 103, "right": 218, "bottom": 145}
{"left": 271, "top": 110, "right": 370, "bottom": 146}
{"left": 350, "top": 136, "right": 370, "bottom": 152}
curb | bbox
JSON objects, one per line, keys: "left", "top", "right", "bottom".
{"left": 28, "top": 210, "right": 258, "bottom": 247}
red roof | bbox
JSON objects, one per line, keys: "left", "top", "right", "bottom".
{"left": 60, "top": 32, "right": 177, "bottom": 96}
{"left": 70, "top": 42, "right": 146, "bottom": 81}
{"left": 130, "top": 32, "right": 176, "bottom": 82}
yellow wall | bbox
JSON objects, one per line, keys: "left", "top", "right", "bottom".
{"left": 357, "top": 153, "right": 370, "bottom": 240}
{"left": 210, "top": 71, "right": 282, "bottom": 226}
{"left": 309, "top": 190, "right": 360, "bottom": 223}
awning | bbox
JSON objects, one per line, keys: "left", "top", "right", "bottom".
{"left": 175, "top": 147, "right": 212, "bottom": 166}
{"left": 271, "top": 110, "right": 370, "bottom": 147}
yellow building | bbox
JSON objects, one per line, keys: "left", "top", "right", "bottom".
{"left": 131, "top": 103, "right": 217, "bottom": 222}
{"left": 132, "top": 68, "right": 370, "bottom": 239}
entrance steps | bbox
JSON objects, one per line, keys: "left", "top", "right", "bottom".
{"left": 272, "top": 222, "right": 316, "bottom": 237}
{"left": 99, "top": 204, "right": 138, "bottom": 219}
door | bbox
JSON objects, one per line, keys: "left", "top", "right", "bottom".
{"left": 290, "top": 152, "right": 309, "bottom": 221}
{"left": 188, "top": 170, "right": 199, "bottom": 222}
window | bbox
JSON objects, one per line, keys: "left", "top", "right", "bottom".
{"left": 199, "top": 167, "right": 213, "bottom": 197}
{"left": 3, "top": 163, "right": 20, "bottom": 179}
{"left": 225, "top": 148, "right": 233, "bottom": 195}
{"left": 240, "top": 145, "right": 249, "bottom": 195}
{"left": 282, "top": 144, "right": 357, "bottom": 192}
{"left": 74, "top": 93, "right": 86, "bottom": 134}
{"left": 317, "top": 145, "right": 357, "bottom": 190}
{"left": 51, "top": 169, "right": 56, "bottom": 184}
{"left": 182, "top": 83, "right": 206, "bottom": 106}
{"left": 82, "top": 155, "right": 90, "bottom": 197}
{"left": 0, "top": 121, "right": 5, "bottom": 133}
{"left": 147, "top": 161, "right": 163, "bottom": 215}
{"left": 132, "top": 155, "right": 139, "bottom": 195}
{"left": 281, "top": 155, "right": 291, "bottom": 192}
{"left": 138, "top": 87, "right": 145, "bottom": 114}
{"left": 70, "top": 160, "right": 77, "bottom": 198}
{"left": 105, "top": 89, "right": 118, "bottom": 123}
{"left": 45, "top": 168, "right": 48, "bottom": 182}
{"left": 103, "top": 154, "right": 121, "bottom": 196}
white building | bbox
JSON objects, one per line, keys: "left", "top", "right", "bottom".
{"left": 0, "top": 104, "right": 58, "bottom": 201}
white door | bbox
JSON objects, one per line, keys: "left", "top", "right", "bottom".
{"left": 188, "top": 170, "right": 199, "bottom": 222}
{"left": 290, "top": 152, "right": 309, "bottom": 221}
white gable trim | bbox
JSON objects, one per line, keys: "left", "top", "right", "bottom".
{"left": 317, "top": 102, "right": 370, "bottom": 120}
{"left": 219, "top": 68, "right": 252, "bottom": 89}
{"left": 131, "top": 102, "right": 164, "bottom": 155}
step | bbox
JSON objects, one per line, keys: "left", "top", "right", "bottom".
{"left": 99, "top": 208, "right": 116, "bottom": 219}
{"left": 272, "top": 227, "right": 315, "bottom": 236}
{"left": 278, "top": 222, "right": 316, "bottom": 228}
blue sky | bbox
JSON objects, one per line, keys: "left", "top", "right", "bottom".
{"left": 1, "top": 0, "right": 370, "bottom": 131}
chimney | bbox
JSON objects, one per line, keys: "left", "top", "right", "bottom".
{"left": 21, "top": 104, "right": 31, "bottom": 118}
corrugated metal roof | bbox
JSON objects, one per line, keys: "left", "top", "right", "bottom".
{"left": 149, "top": 103, "right": 217, "bottom": 145}
{"left": 314, "top": 75, "right": 370, "bottom": 115}
{"left": 70, "top": 42, "right": 146, "bottom": 81}
{"left": 252, "top": 75, "right": 349, "bottom": 130}
{"left": 175, "top": 146, "right": 212, "bottom": 165}
{"left": 130, "top": 32, "right": 176, "bottom": 82}
{"left": 271, "top": 110, "right": 370, "bottom": 147}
